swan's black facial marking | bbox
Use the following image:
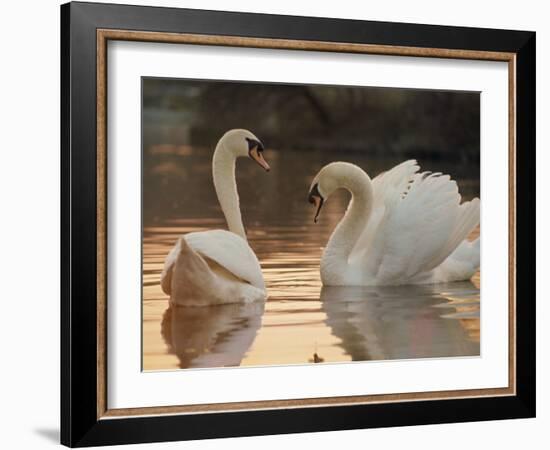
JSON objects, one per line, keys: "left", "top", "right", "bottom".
{"left": 246, "top": 137, "right": 264, "bottom": 152}
{"left": 245, "top": 137, "right": 270, "bottom": 171}
{"left": 308, "top": 183, "right": 324, "bottom": 223}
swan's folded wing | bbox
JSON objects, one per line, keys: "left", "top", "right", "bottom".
{"left": 350, "top": 160, "right": 419, "bottom": 263}
{"left": 161, "top": 244, "right": 179, "bottom": 295}
{"left": 366, "top": 170, "right": 473, "bottom": 283}
{"left": 183, "top": 230, "right": 266, "bottom": 290}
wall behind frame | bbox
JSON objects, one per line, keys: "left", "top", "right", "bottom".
{"left": 0, "top": 0, "right": 546, "bottom": 449}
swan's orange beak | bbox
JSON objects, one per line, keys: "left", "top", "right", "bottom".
{"left": 250, "top": 147, "right": 270, "bottom": 172}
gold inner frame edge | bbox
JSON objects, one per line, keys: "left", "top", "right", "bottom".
{"left": 96, "top": 29, "right": 517, "bottom": 419}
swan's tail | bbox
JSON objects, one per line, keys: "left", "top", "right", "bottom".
{"left": 438, "top": 237, "right": 480, "bottom": 282}
{"left": 424, "top": 198, "right": 480, "bottom": 272}
{"left": 450, "top": 237, "right": 480, "bottom": 269}
{"left": 160, "top": 237, "right": 211, "bottom": 297}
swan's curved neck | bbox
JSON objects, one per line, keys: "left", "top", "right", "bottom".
{"left": 323, "top": 172, "right": 373, "bottom": 269}
{"left": 212, "top": 142, "right": 246, "bottom": 240}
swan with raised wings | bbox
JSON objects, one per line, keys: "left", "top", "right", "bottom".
{"left": 307, "top": 160, "right": 480, "bottom": 286}
{"left": 161, "top": 129, "right": 270, "bottom": 306}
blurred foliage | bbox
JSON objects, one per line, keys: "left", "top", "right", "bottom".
{"left": 142, "top": 78, "right": 480, "bottom": 223}
{"left": 143, "top": 78, "right": 480, "bottom": 161}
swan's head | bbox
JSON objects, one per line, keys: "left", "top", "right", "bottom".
{"left": 219, "top": 129, "right": 270, "bottom": 171}
{"left": 308, "top": 162, "right": 366, "bottom": 223}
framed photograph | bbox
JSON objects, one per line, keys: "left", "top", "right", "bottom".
{"left": 61, "top": 1, "right": 535, "bottom": 447}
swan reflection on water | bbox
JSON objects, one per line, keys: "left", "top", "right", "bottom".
{"left": 161, "top": 302, "right": 265, "bottom": 369}
{"left": 320, "top": 281, "right": 480, "bottom": 362}
{"left": 159, "top": 281, "right": 478, "bottom": 369}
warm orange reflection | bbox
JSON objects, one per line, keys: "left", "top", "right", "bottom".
{"left": 143, "top": 217, "right": 479, "bottom": 370}
{"left": 142, "top": 148, "right": 480, "bottom": 370}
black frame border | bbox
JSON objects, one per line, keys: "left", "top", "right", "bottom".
{"left": 61, "top": 2, "right": 535, "bottom": 447}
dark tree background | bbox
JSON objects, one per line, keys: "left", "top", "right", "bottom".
{"left": 143, "top": 78, "right": 480, "bottom": 161}
{"left": 142, "top": 78, "right": 480, "bottom": 224}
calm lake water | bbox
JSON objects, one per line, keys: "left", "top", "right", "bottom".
{"left": 142, "top": 147, "right": 480, "bottom": 370}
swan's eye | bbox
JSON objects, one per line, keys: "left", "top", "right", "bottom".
{"left": 245, "top": 137, "right": 264, "bottom": 152}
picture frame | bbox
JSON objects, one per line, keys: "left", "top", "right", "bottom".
{"left": 61, "top": 1, "right": 535, "bottom": 447}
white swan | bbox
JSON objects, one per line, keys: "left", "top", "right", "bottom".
{"left": 161, "top": 129, "right": 270, "bottom": 306}
{"left": 307, "top": 160, "right": 480, "bottom": 286}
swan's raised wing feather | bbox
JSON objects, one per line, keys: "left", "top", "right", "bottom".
{"left": 161, "top": 230, "right": 265, "bottom": 294}
{"left": 364, "top": 166, "right": 479, "bottom": 283}
{"left": 350, "top": 160, "right": 419, "bottom": 263}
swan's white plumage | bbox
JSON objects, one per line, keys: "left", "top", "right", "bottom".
{"left": 161, "top": 230, "right": 265, "bottom": 293}
{"left": 350, "top": 160, "right": 420, "bottom": 264}
{"left": 161, "top": 129, "right": 267, "bottom": 306}
{"left": 371, "top": 167, "right": 468, "bottom": 282}
{"left": 314, "top": 160, "right": 480, "bottom": 286}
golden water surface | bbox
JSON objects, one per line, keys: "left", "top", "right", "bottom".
{"left": 142, "top": 149, "right": 480, "bottom": 370}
